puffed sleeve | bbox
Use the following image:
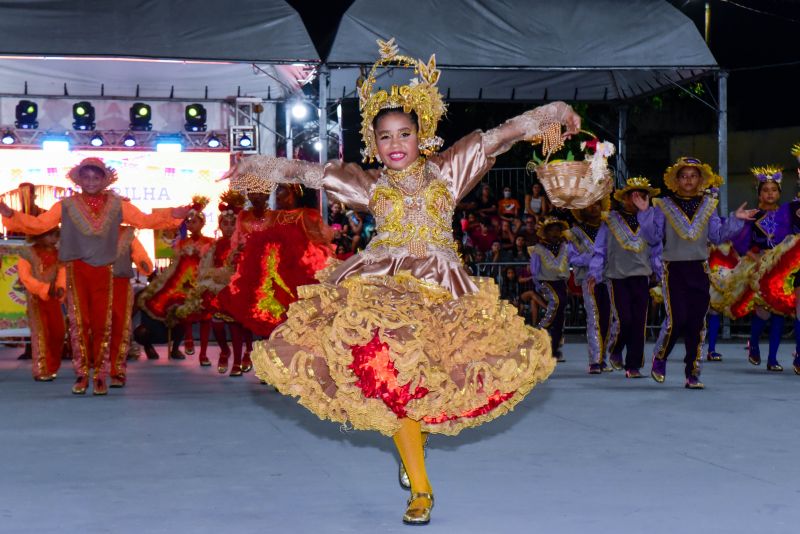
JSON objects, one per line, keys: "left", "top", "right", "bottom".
{"left": 430, "top": 131, "right": 495, "bottom": 202}
{"left": 17, "top": 258, "right": 51, "bottom": 301}
{"left": 2, "top": 202, "right": 62, "bottom": 235}
{"left": 131, "top": 236, "right": 153, "bottom": 275}
{"left": 637, "top": 205, "right": 665, "bottom": 246}
{"left": 707, "top": 211, "right": 745, "bottom": 245}
{"left": 567, "top": 240, "right": 591, "bottom": 268}
{"left": 121, "top": 202, "right": 181, "bottom": 230}
{"left": 587, "top": 224, "right": 609, "bottom": 283}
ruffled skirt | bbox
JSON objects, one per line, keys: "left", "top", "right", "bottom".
{"left": 252, "top": 271, "right": 554, "bottom": 437}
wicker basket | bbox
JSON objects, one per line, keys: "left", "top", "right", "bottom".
{"left": 533, "top": 161, "right": 614, "bottom": 209}
{"left": 528, "top": 130, "right": 615, "bottom": 209}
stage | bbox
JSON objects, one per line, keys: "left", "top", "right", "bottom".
{"left": 2, "top": 342, "right": 798, "bottom": 533}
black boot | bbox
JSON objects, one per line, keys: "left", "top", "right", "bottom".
{"left": 134, "top": 324, "right": 160, "bottom": 360}
{"left": 169, "top": 325, "right": 185, "bottom": 360}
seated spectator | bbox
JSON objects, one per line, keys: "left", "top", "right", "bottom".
{"left": 468, "top": 217, "right": 498, "bottom": 253}
{"left": 499, "top": 219, "right": 516, "bottom": 252}
{"left": 524, "top": 182, "right": 550, "bottom": 218}
{"left": 345, "top": 210, "right": 364, "bottom": 251}
{"left": 475, "top": 183, "right": 498, "bottom": 220}
{"left": 331, "top": 223, "right": 352, "bottom": 253}
{"left": 328, "top": 200, "right": 347, "bottom": 228}
{"left": 517, "top": 215, "right": 539, "bottom": 247}
{"left": 497, "top": 186, "right": 521, "bottom": 221}
{"left": 509, "top": 235, "right": 531, "bottom": 262}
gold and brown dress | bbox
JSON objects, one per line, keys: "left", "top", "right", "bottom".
{"left": 249, "top": 132, "right": 555, "bottom": 436}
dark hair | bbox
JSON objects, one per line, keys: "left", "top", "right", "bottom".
{"left": 757, "top": 180, "right": 781, "bottom": 195}
{"left": 372, "top": 108, "right": 419, "bottom": 131}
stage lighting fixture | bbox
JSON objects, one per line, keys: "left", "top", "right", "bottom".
{"left": 291, "top": 101, "right": 309, "bottom": 120}
{"left": 129, "top": 102, "right": 152, "bottom": 131}
{"left": 122, "top": 134, "right": 137, "bottom": 148}
{"left": 15, "top": 100, "right": 39, "bottom": 129}
{"left": 207, "top": 134, "right": 221, "bottom": 148}
{"left": 239, "top": 133, "right": 252, "bottom": 148}
{"left": 72, "top": 101, "right": 96, "bottom": 130}
{"left": 1, "top": 130, "right": 16, "bottom": 145}
{"left": 184, "top": 103, "right": 207, "bottom": 132}
{"left": 90, "top": 134, "right": 105, "bottom": 147}
{"left": 156, "top": 136, "right": 183, "bottom": 153}
{"left": 313, "top": 139, "right": 323, "bottom": 152}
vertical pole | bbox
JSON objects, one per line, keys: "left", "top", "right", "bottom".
{"left": 704, "top": 2, "right": 711, "bottom": 43}
{"left": 617, "top": 105, "right": 628, "bottom": 187}
{"left": 718, "top": 70, "right": 730, "bottom": 340}
{"left": 285, "top": 103, "right": 293, "bottom": 161}
{"left": 318, "top": 64, "right": 330, "bottom": 216}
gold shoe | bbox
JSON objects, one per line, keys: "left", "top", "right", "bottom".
{"left": 402, "top": 492, "right": 434, "bottom": 525}
{"left": 398, "top": 461, "right": 411, "bottom": 490}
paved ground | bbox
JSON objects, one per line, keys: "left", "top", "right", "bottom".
{"left": 1, "top": 341, "right": 799, "bottom": 533}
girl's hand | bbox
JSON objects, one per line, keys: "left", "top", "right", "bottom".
{"left": 734, "top": 202, "right": 758, "bottom": 221}
{"left": 631, "top": 191, "right": 649, "bottom": 212}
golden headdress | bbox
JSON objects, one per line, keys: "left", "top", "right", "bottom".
{"left": 67, "top": 157, "right": 118, "bottom": 186}
{"left": 186, "top": 195, "right": 210, "bottom": 221}
{"left": 613, "top": 176, "right": 661, "bottom": 202}
{"left": 663, "top": 157, "right": 719, "bottom": 193}
{"left": 751, "top": 165, "right": 783, "bottom": 190}
{"left": 791, "top": 143, "right": 800, "bottom": 161}
{"left": 570, "top": 194, "right": 611, "bottom": 223}
{"left": 218, "top": 189, "right": 246, "bottom": 219}
{"left": 536, "top": 215, "right": 569, "bottom": 240}
{"left": 358, "top": 38, "right": 446, "bottom": 163}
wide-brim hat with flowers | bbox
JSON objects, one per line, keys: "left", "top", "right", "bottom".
{"left": 536, "top": 215, "right": 570, "bottom": 240}
{"left": 663, "top": 157, "right": 720, "bottom": 193}
{"left": 613, "top": 176, "right": 661, "bottom": 202}
{"left": 67, "top": 157, "right": 119, "bottom": 185}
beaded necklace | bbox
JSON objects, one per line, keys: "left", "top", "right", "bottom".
{"left": 385, "top": 157, "right": 427, "bottom": 196}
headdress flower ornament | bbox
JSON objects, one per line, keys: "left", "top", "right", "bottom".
{"left": 187, "top": 195, "right": 210, "bottom": 221}
{"left": 67, "top": 157, "right": 119, "bottom": 186}
{"left": 751, "top": 165, "right": 783, "bottom": 189}
{"left": 791, "top": 142, "right": 800, "bottom": 162}
{"left": 613, "top": 176, "right": 661, "bottom": 202}
{"left": 218, "top": 189, "right": 246, "bottom": 218}
{"left": 536, "top": 215, "right": 569, "bottom": 240}
{"left": 358, "top": 38, "right": 446, "bottom": 163}
{"left": 663, "top": 156, "right": 719, "bottom": 193}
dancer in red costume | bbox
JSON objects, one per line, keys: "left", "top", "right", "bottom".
{"left": 109, "top": 227, "right": 153, "bottom": 388}
{"left": 176, "top": 189, "right": 246, "bottom": 375}
{"left": 216, "top": 176, "right": 333, "bottom": 375}
{"left": 16, "top": 228, "right": 66, "bottom": 381}
{"left": 138, "top": 196, "right": 214, "bottom": 364}
{"left": 0, "top": 158, "right": 188, "bottom": 395}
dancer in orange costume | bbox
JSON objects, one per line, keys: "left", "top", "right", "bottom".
{"left": 217, "top": 178, "right": 333, "bottom": 375}
{"left": 17, "top": 228, "right": 66, "bottom": 381}
{"left": 138, "top": 197, "right": 214, "bottom": 363}
{"left": 176, "top": 189, "right": 245, "bottom": 375}
{"left": 109, "top": 226, "right": 153, "bottom": 388}
{"left": 0, "top": 158, "right": 187, "bottom": 395}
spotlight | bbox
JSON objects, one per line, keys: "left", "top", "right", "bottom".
{"left": 313, "top": 140, "right": 323, "bottom": 152}
{"left": 72, "top": 101, "right": 96, "bottom": 131}
{"left": 207, "top": 134, "right": 221, "bottom": 148}
{"left": 90, "top": 133, "right": 105, "bottom": 147}
{"left": 156, "top": 136, "right": 183, "bottom": 153}
{"left": 129, "top": 102, "right": 152, "bottom": 131}
{"left": 1, "top": 129, "right": 16, "bottom": 145}
{"left": 184, "top": 103, "right": 207, "bottom": 132}
{"left": 15, "top": 100, "right": 39, "bottom": 129}
{"left": 42, "top": 138, "right": 70, "bottom": 152}
{"left": 122, "top": 134, "right": 137, "bottom": 148}
{"left": 291, "top": 101, "right": 308, "bottom": 120}
{"left": 239, "top": 134, "right": 252, "bottom": 148}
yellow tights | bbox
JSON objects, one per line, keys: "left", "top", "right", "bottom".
{"left": 393, "top": 418, "right": 433, "bottom": 507}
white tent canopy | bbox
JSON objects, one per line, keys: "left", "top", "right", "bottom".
{"left": 0, "top": 0, "right": 319, "bottom": 100}
{"left": 325, "top": 0, "right": 718, "bottom": 102}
